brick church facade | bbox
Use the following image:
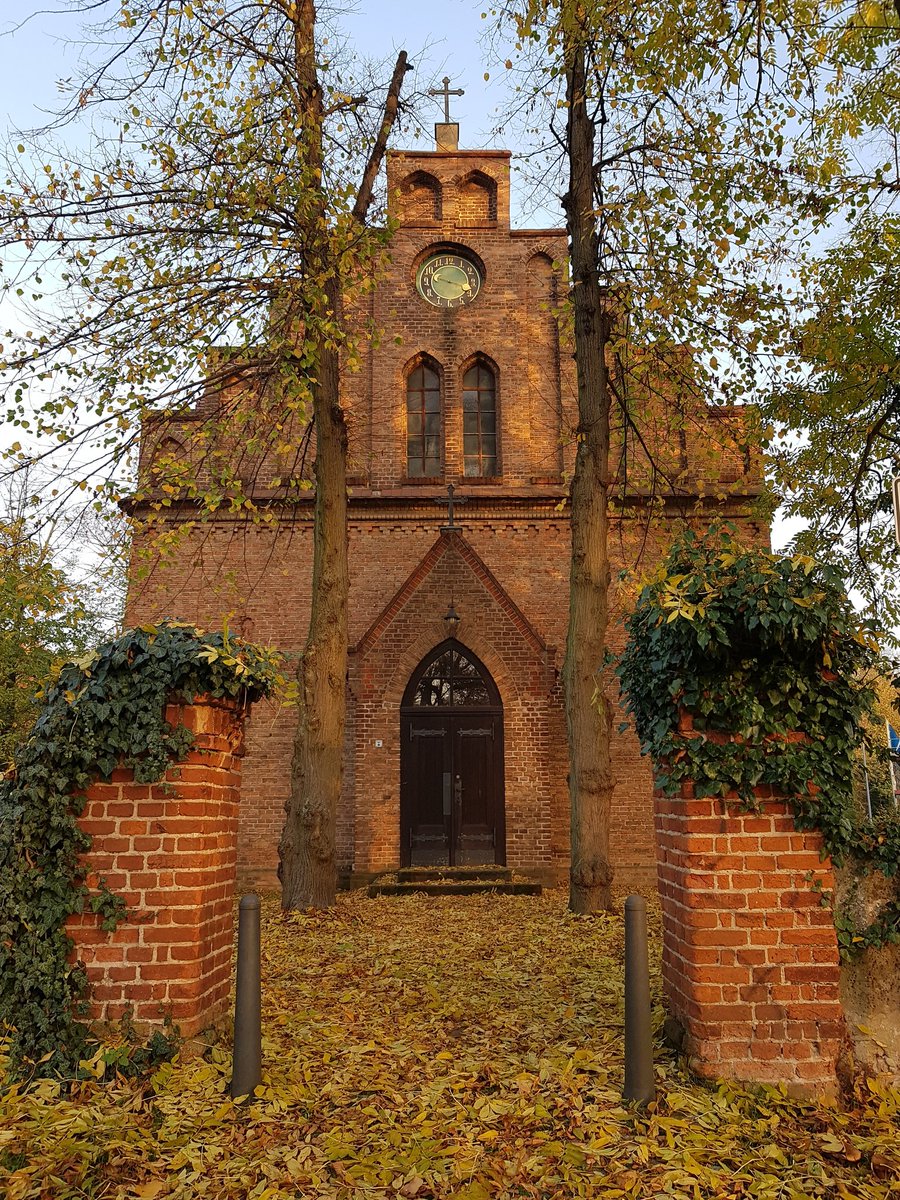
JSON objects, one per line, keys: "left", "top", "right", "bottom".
{"left": 126, "top": 123, "right": 764, "bottom": 890}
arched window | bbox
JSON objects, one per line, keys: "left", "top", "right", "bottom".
{"left": 399, "top": 171, "right": 442, "bottom": 224}
{"left": 408, "top": 642, "right": 497, "bottom": 708}
{"left": 457, "top": 171, "right": 497, "bottom": 225}
{"left": 406, "top": 359, "right": 442, "bottom": 478}
{"left": 153, "top": 435, "right": 185, "bottom": 464}
{"left": 462, "top": 360, "right": 498, "bottom": 477}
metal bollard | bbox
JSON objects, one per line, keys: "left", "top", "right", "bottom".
{"left": 230, "top": 893, "right": 262, "bottom": 1101}
{"left": 623, "top": 894, "right": 655, "bottom": 1105}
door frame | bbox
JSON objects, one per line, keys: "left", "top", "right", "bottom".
{"left": 399, "top": 639, "right": 505, "bottom": 868}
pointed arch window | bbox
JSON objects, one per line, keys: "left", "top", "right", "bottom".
{"left": 462, "top": 360, "right": 498, "bottom": 477}
{"left": 409, "top": 643, "right": 496, "bottom": 708}
{"left": 399, "top": 171, "right": 442, "bottom": 224}
{"left": 406, "top": 359, "right": 442, "bottom": 478}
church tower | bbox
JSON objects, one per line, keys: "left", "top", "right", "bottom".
{"left": 127, "top": 114, "right": 763, "bottom": 889}
{"left": 337, "top": 114, "right": 578, "bottom": 882}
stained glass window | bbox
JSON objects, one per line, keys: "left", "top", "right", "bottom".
{"left": 413, "top": 647, "right": 491, "bottom": 707}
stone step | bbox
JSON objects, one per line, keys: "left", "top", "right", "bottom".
{"left": 368, "top": 879, "right": 542, "bottom": 898}
{"left": 396, "top": 866, "right": 512, "bottom": 883}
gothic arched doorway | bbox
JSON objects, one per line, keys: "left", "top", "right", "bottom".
{"left": 400, "top": 639, "right": 505, "bottom": 867}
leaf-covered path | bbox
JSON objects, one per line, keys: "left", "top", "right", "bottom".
{"left": 3, "top": 892, "right": 900, "bottom": 1198}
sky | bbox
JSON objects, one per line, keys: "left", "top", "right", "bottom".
{"left": 0, "top": 0, "right": 802, "bottom": 553}
{"left": 0, "top": 1, "right": 524, "bottom": 167}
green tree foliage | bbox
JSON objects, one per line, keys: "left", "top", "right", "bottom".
{"left": 0, "top": 0, "right": 406, "bottom": 517}
{"left": 505, "top": 0, "right": 843, "bottom": 418}
{"left": 0, "top": 1, "right": 412, "bottom": 908}
{"left": 500, "top": 0, "right": 846, "bottom": 911}
{"left": 618, "top": 526, "right": 880, "bottom": 815}
{"left": 763, "top": 2, "right": 900, "bottom": 627}
{"left": 0, "top": 519, "right": 104, "bottom": 768}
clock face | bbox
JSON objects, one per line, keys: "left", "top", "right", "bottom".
{"left": 416, "top": 252, "right": 482, "bottom": 309}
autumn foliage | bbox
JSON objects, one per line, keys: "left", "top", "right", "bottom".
{"left": 3, "top": 893, "right": 900, "bottom": 1198}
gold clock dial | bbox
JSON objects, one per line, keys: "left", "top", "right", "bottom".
{"left": 417, "top": 253, "right": 481, "bottom": 309}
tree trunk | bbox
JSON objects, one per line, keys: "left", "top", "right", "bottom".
{"left": 279, "top": 277, "right": 347, "bottom": 908}
{"left": 278, "top": 4, "right": 407, "bottom": 907}
{"left": 278, "top": 0, "right": 343, "bottom": 908}
{"left": 561, "top": 30, "right": 616, "bottom": 914}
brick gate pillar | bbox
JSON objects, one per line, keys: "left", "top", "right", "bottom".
{"left": 654, "top": 726, "right": 845, "bottom": 1094}
{"left": 66, "top": 697, "right": 245, "bottom": 1037}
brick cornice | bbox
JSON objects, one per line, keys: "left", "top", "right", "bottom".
{"left": 123, "top": 485, "right": 764, "bottom": 522}
{"left": 388, "top": 149, "right": 512, "bottom": 161}
{"left": 509, "top": 228, "right": 567, "bottom": 239}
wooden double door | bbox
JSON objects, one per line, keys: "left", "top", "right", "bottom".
{"left": 400, "top": 641, "right": 505, "bottom": 868}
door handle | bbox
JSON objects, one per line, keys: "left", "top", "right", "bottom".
{"left": 454, "top": 774, "right": 462, "bottom": 809}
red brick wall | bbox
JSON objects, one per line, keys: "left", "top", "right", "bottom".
{"left": 126, "top": 508, "right": 763, "bottom": 889}
{"left": 655, "top": 764, "right": 844, "bottom": 1093}
{"left": 66, "top": 698, "right": 245, "bottom": 1036}
{"left": 366, "top": 148, "right": 570, "bottom": 491}
{"left": 399, "top": 170, "right": 442, "bottom": 224}
{"left": 350, "top": 528, "right": 562, "bottom": 873}
{"left": 124, "top": 136, "right": 766, "bottom": 892}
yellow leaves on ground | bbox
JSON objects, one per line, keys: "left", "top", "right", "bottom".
{"left": 2, "top": 893, "right": 900, "bottom": 1198}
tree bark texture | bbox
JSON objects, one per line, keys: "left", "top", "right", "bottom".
{"left": 280, "top": 282, "right": 348, "bottom": 909}
{"left": 278, "top": 0, "right": 340, "bottom": 909}
{"left": 279, "top": 2, "right": 407, "bottom": 907}
{"left": 561, "top": 31, "right": 616, "bottom": 915}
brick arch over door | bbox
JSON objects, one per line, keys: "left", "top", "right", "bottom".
{"left": 347, "top": 536, "right": 563, "bottom": 875}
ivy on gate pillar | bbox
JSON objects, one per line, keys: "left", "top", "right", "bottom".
{"left": 67, "top": 698, "right": 247, "bottom": 1036}
{"left": 1, "top": 621, "right": 277, "bottom": 1069}
{"left": 618, "top": 528, "right": 889, "bottom": 1097}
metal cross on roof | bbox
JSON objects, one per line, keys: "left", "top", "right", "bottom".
{"left": 429, "top": 75, "right": 464, "bottom": 124}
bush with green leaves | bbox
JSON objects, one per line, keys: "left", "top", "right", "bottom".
{"left": 617, "top": 525, "right": 900, "bottom": 955}
{"left": 0, "top": 620, "right": 280, "bottom": 1075}
{"left": 0, "top": 519, "right": 109, "bottom": 770}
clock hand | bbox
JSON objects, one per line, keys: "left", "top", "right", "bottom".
{"left": 429, "top": 266, "right": 467, "bottom": 300}
{"left": 436, "top": 267, "right": 471, "bottom": 287}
